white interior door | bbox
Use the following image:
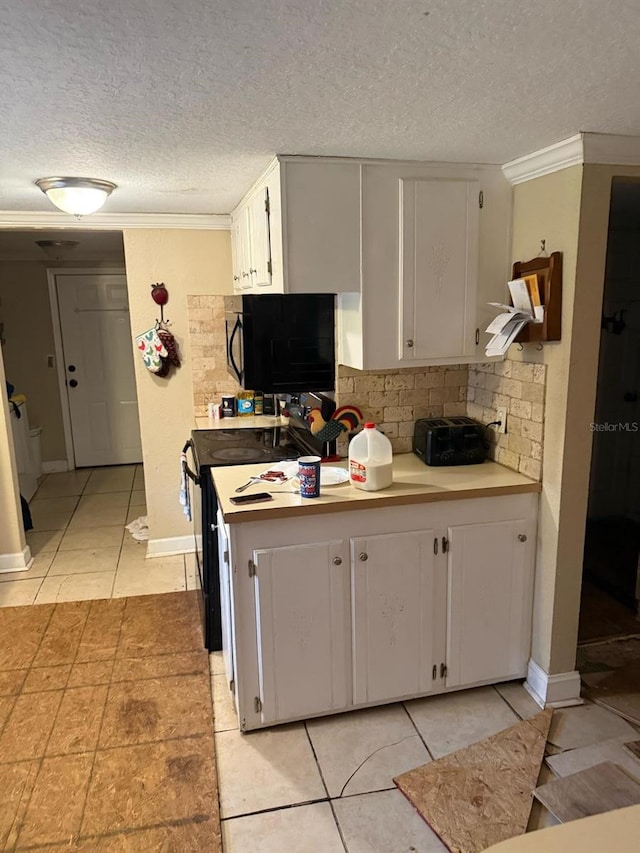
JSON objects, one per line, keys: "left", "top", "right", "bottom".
{"left": 56, "top": 273, "right": 142, "bottom": 467}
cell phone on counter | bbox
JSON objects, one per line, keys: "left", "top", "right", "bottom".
{"left": 229, "top": 492, "right": 274, "bottom": 505}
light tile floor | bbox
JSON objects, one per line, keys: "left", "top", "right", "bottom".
{"left": 210, "top": 654, "right": 640, "bottom": 853}
{"left": 0, "top": 466, "right": 191, "bottom": 606}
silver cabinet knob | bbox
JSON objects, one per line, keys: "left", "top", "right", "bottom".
{"left": 249, "top": 268, "right": 257, "bottom": 274}
{"left": 332, "top": 556, "right": 343, "bottom": 566}
{"left": 241, "top": 272, "right": 250, "bottom": 278}
{"left": 518, "top": 534, "right": 527, "bottom": 543}
{"left": 406, "top": 339, "right": 414, "bottom": 348}
{"left": 233, "top": 275, "right": 240, "bottom": 281}
{"left": 359, "top": 552, "right": 368, "bottom": 562}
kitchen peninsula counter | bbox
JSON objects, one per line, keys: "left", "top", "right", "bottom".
{"left": 212, "top": 453, "right": 541, "bottom": 523}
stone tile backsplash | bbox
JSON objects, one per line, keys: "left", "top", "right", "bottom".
{"left": 336, "top": 364, "right": 469, "bottom": 455}
{"left": 186, "top": 298, "right": 546, "bottom": 480}
{"left": 467, "top": 359, "right": 546, "bottom": 480}
{"left": 187, "top": 295, "right": 240, "bottom": 416}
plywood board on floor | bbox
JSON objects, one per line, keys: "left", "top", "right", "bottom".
{"left": 546, "top": 735, "right": 640, "bottom": 782}
{"left": 534, "top": 761, "right": 640, "bottom": 823}
{"left": 585, "top": 660, "right": 640, "bottom": 726}
{"left": 394, "top": 709, "right": 552, "bottom": 853}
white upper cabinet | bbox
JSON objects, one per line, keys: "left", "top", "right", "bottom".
{"left": 230, "top": 156, "right": 511, "bottom": 365}
{"left": 230, "top": 157, "right": 360, "bottom": 294}
{"left": 347, "top": 161, "right": 512, "bottom": 370}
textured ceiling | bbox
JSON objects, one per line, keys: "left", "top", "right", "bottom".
{"left": 2, "top": 0, "right": 640, "bottom": 215}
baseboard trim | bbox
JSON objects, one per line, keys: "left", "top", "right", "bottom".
{"left": 0, "top": 545, "right": 33, "bottom": 573}
{"left": 146, "top": 536, "right": 195, "bottom": 558}
{"left": 42, "top": 460, "right": 69, "bottom": 473}
{"left": 524, "top": 658, "right": 583, "bottom": 708}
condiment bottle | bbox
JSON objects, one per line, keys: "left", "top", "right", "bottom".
{"left": 237, "top": 390, "right": 254, "bottom": 417}
{"left": 254, "top": 391, "right": 264, "bottom": 416}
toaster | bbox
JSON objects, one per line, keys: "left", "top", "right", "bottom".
{"left": 413, "top": 417, "right": 487, "bottom": 466}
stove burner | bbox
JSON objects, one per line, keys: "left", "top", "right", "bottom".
{"left": 199, "top": 429, "right": 261, "bottom": 443}
{"left": 210, "top": 447, "right": 270, "bottom": 462}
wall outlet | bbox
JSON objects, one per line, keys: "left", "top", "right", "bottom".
{"left": 47, "top": 354, "right": 55, "bottom": 368}
{"left": 496, "top": 406, "right": 507, "bottom": 434}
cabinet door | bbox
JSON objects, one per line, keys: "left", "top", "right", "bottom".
{"left": 230, "top": 214, "right": 243, "bottom": 292}
{"left": 400, "top": 178, "right": 479, "bottom": 361}
{"left": 446, "top": 520, "right": 532, "bottom": 688}
{"left": 351, "top": 530, "right": 446, "bottom": 705}
{"left": 253, "top": 541, "right": 351, "bottom": 724}
{"left": 248, "top": 186, "right": 273, "bottom": 288}
{"left": 232, "top": 207, "right": 253, "bottom": 291}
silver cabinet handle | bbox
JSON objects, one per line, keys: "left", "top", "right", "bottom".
{"left": 332, "top": 556, "right": 342, "bottom": 566}
{"left": 406, "top": 339, "right": 414, "bottom": 348}
{"left": 359, "top": 552, "right": 368, "bottom": 562}
{"left": 518, "top": 534, "right": 527, "bottom": 543}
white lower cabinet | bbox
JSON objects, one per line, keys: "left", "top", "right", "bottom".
{"left": 445, "top": 519, "right": 530, "bottom": 688}
{"left": 252, "top": 540, "right": 351, "bottom": 725}
{"left": 351, "top": 530, "right": 446, "bottom": 704}
{"left": 225, "top": 493, "right": 537, "bottom": 730}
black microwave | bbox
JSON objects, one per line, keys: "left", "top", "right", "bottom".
{"left": 225, "top": 293, "right": 335, "bottom": 393}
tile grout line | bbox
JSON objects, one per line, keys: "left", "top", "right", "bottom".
{"left": 303, "top": 721, "right": 349, "bottom": 852}
{"left": 401, "top": 702, "right": 436, "bottom": 762}
{"left": 110, "top": 479, "right": 134, "bottom": 598}
{"left": 5, "top": 600, "right": 92, "bottom": 850}
{"left": 491, "top": 684, "right": 527, "bottom": 721}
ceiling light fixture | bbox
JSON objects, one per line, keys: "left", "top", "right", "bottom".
{"left": 35, "top": 176, "right": 117, "bottom": 216}
{"left": 35, "top": 239, "right": 80, "bottom": 261}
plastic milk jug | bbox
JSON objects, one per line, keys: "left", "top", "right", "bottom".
{"left": 348, "top": 423, "right": 393, "bottom": 491}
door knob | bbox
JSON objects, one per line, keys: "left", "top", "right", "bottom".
{"left": 69, "top": 379, "right": 78, "bottom": 388}
{"left": 67, "top": 364, "right": 76, "bottom": 372}
{"left": 332, "top": 556, "right": 342, "bottom": 566}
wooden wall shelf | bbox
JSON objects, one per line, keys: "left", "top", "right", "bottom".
{"left": 511, "top": 251, "right": 562, "bottom": 344}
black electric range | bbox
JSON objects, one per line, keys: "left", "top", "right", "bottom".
{"left": 183, "top": 399, "right": 337, "bottom": 651}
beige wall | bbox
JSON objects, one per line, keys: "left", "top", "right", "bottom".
{"left": 0, "top": 261, "right": 67, "bottom": 461}
{"left": 0, "top": 347, "right": 27, "bottom": 558}
{"left": 123, "top": 229, "right": 232, "bottom": 546}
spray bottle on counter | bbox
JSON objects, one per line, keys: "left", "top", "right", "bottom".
{"left": 348, "top": 423, "right": 393, "bottom": 491}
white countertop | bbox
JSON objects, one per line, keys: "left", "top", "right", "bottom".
{"left": 212, "top": 453, "right": 541, "bottom": 523}
{"left": 194, "top": 414, "right": 288, "bottom": 430}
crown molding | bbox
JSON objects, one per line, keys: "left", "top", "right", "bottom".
{"left": 502, "top": 134, "right": 584, "bottom": 185}
{"left": 0, "top": 211, "right": 231, "bottom": 230}
{"left": 503, "top": 131, "right": 640, "bottom": 185}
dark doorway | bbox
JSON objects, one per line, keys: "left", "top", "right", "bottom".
{"left": 580, "top": 179, "right": 640, "bottom": 644}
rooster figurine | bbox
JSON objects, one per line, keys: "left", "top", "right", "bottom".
{"left": 307, "top": 405, "right": 363, "bottom": 443}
